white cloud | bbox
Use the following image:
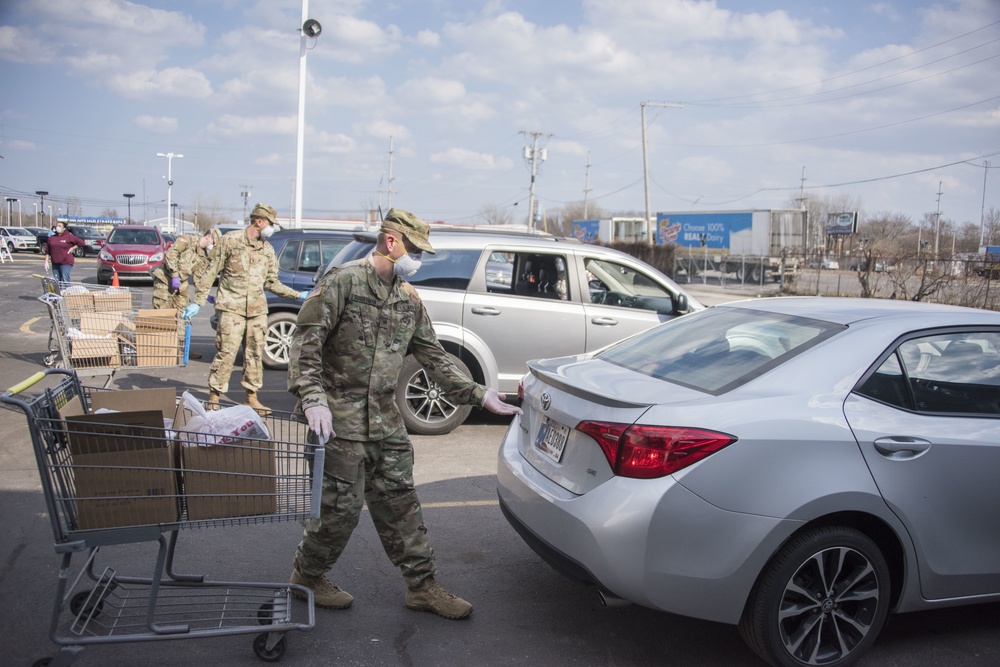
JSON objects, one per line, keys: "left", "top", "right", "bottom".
{"left": 398, "top": 77, "right": 466, "bottom": 106}
{"left": 413, "top": 29, "right": 441, "bottom": 48}
{"left": 430, "top": 147, "right": 513, "bottom": 171}
{"left": 109, "top": 67, "right": 213, "bottom": 100}
{"left": 3, "top": 139, "right": 38, "bottom": 151}
{"left": 356, "top": 119, "right": 410, "bottom": 140}
{"left": 133, "top": 115, "right": 179, "bottom": 134}
{"left": 205, "top": 114, "right": 297, "bottom": 138}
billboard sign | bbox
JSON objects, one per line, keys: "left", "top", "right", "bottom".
{"left": 658, "top": 211, "right": 753, "bottom": 249}
{"left": 571, "top": 219, "right": 600, "bottom": 243}
{"left": 826, "top": 212, "right": 858, "bottom": 235}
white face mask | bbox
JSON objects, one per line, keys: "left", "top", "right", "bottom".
{"left": 204, "top": 243, "right": 214, "bottom": 254}
{"left": 392, "top": 252, "right": 422, "bottom": 278}
{"left": 260, "top": 224, "right": 275, "bottom": 239}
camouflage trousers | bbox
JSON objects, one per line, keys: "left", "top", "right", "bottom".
{"left": 209, "top": 310, "right": 267, "bottom": 394}
{"left": 151, "top": 273, "right": 192, "bottom": 311}
{"left": 293, "top": 429, "right": 436, "bottom": 589}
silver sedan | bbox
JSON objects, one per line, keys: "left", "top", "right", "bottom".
{"left": 498, "top": 296, "right": 1000, "bottom": 667}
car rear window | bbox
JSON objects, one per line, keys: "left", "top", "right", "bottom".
{"left": 600, "top": 307, "right": 843, "bottom": 394}
{"left": 109, "top": 229, "right": 160, "bottom": 245}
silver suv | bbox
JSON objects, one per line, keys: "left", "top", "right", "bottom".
{"left": 298, "top": 228, "right": 703, "bottom": 435}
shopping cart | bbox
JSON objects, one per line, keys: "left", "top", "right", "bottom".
{"left": 35, "top": 276, "right": 189, "bottom": 388}
{"left": 1, "top": 369, "right": 324, "bottom": 665}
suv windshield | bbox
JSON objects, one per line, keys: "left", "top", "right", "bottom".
{"left": 600, "top": 308, "right": 842, "bottom": 394}
{"left": 6, "top": 228, "right": 33, "bottom": 237}
{"left": 108, "top": 228, "right": 160, "bottom": 245}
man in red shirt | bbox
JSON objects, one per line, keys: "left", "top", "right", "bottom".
{"left": 43, "top": 222, "right": 85, "bottom": 284}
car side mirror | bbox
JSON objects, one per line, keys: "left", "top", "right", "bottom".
{"left": 672, "top": 293, "right": 688, "bottom": 314}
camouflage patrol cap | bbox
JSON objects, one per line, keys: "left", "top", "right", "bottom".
{"left": 381, "top": 208, "right": 436, "bottom": 254}
{"left": 250, "top": 203, "right": 277, "bottom": 225}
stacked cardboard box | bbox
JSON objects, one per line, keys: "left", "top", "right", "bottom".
{"left": 181, "top": 440, "right": 277, "bottom": 520}
{"left": 64, "top": 292, "right": 95, "bottom": 318}
{"left": 135, "top": 309, "right": 181, "bottom": 366}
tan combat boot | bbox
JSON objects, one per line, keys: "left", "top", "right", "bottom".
{"left": 207, "top": 391, "right": 222, "bottom": 410}
{"left": 404, "top": 579, "right": 473, "bottom": 619}
{"left": 289, "top": 569, "right": 353, "bottom": 609}
{"left": 244, "top": 390, "right": 272, "bottom": 416}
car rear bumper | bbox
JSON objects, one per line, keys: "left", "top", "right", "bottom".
{"left": 496, "top": 419, "right": 789, "bottom": 624}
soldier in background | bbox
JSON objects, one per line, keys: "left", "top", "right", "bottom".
{"left": 184, "top": 204, "right": 308, "bottom": 414}
{"left": 152, "top": 228, "right": 220, "bottom": 359}
{"left": 286, "top": 208, "right": 521, "bottom": 619}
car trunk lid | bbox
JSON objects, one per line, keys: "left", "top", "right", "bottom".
{"left": 517, "top": 356, "right": 705, "bottom": 494}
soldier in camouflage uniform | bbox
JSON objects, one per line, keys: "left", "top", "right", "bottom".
{"left": 286, "top": 208, "right": 520, "bottom": 620}
{"left": 152, "top": 228, "right": 220, "bottom": 359}
{"left": 185, "top": 204, "right": 308, "bottom": 414}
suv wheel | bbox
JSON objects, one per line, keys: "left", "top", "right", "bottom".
{"left": 263, "top": 312, "right": 299, "bottom": 370}
{"left": 397, "top": 354, "right": 473, "bottom": 436}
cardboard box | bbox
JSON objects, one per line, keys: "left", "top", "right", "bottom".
{"left": 65, "top": 292, "right": 95, "bottom": 318}
{"left": 70, "top": 338, "right": 121, "bottom": 368}
{"left": 136, "top": 309, "right": 180, "bottom": 333}
{"left": 93, "top": 291, "right": 132, "bottom": 313}
{"left": 136, "top": 332, "right": 179, "bottom": 366}
{"left": 181, "top": 441, "right": 277, "bottom": 520}
{"left": 91, "top": 387, "right": 179, "bottom": 424}
{"left": 64, "top": 410, "right": 179, "bottom": 530}
{"left": 79, "top": 312, "right": 130, "bottom": 337}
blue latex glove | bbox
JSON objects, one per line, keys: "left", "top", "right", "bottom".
{"left": 182, "top": 303, "right": 201, "bottom": 320}
{"left": 299, "top": 290, "right": 311, "bottom": 301}
{"left": 170, "top": 277, "right": 181, "bottom": 290}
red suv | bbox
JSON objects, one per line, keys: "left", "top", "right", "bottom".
{"left": 97, "top": 225, "right": 166, "bottom": 284}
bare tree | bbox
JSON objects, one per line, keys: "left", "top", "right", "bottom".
{"left": 478, "top": 203, "right": 514, "bottom": 226}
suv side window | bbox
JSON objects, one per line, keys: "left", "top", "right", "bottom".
{"left": 585, "top": 257, "right": 675, "bottom": 313}
{"left": 857, "top": 332, "right": 1000, "bottom": 414}
{"left": 409, "top": 249, "right": 481, "bottom": 290}
{"left": 299, "top": 240, "right": 323, "bottom": 273}
{"left": 508, "top": 252, "right": 569, "bottom": 300}
{"left": 278, "top": 240, "right": 300, "bottom": 271}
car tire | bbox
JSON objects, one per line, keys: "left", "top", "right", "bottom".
{"left": 263, "top": 311, "right": 299, "bottom": 370}
{"left": 397, "top": 354, "right": 473, "bottom": 436}
{"left": 738, "top": 526, "right": 890, "bottom": 667}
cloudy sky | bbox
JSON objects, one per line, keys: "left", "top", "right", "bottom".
{"left": 0, "top": 0, "right": 998, "bottom": 230}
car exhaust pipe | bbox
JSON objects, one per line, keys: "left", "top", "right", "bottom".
{"left": 598, "top": 589, "right": 632, "bottom": 609}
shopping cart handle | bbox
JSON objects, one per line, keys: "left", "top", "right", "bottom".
{"left": 5, "top": 371, "right": 48, "bottom": 395}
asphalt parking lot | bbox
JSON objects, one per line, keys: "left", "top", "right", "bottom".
{"left": 0, "top": 253, "right": 996, "bottom": 666}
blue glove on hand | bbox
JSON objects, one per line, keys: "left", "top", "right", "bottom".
{"left": 182, "top": 303, "right": 201, "bottom": 320}
{"left": 170, "top": 277, "right": 181, "bottom": 291}
{"left": 299, "top": 290, "right": 311, "bottom": 301}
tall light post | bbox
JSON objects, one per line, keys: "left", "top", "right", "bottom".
{"left": 5, "top": 197, "right": 16, "bottom": 226}
{"left": 123, "top": 193, "right": 135, "bottom": 223}
{"left": 156, "top": 152, "right": 183, "bottom": 232}
{"left": 35, "top": 190, "right": 48, "bottom": 227}
{"left": 295, "top": 3, "right": 322, "bottom": 228}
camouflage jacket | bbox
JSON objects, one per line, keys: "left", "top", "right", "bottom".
{"left": 288, "top": 257, "right": 486, "bottom": 441}
{"left": 194, "top": 228, "right": 299, "bottom": 316}
{"left": 152, "top": 233, "right": 209, "bottom": 284}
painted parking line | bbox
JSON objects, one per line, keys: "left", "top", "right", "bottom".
{"left": 20, "top": 317, "right": 43, "bottom": 334}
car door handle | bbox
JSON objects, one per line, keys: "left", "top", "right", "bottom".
{"left": 873, "top": 436, "right": 932, "bottom": 457}
{"left": 591, "top": 317, "right": 619, "bottom": 326}
{"left": 471, "top": 306, "right": 501, "bottom": 316}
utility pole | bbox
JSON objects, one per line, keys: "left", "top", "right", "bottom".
{"left": 387, "top": 136, "right": 395, "bottom": 209}
{"left": 981, "top": 160, "right": 991, "bottom": 247}
{"left": 240, "top": 185, "right": 252, "bottom": 222}
{"left": 641, "top": 101, "right": 682, "bottom": 245}
{"left": 934, "top": 181, "right": 943, "bottom": 258}
{"left": 521, "top": 130, "right": 552, "bottom": 233}
{"left": 583, "top": 151, "right": 592, "bottom": 219}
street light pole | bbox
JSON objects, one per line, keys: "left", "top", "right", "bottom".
{"left": 156, "top": 152, "right": 183, "bottom": 232}
{"left": 295, "top": 2, "right": 323, "bottom": 229}
{"left": 35, "top": 190, "right": 48, "bottom": 227}
{"left": 123, "top": 193, "right": 135, "bottom": 223}
{"left": 4, "top": 197, "right": 15, "bottom": 226}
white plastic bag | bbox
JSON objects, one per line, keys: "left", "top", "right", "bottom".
{"left": 181, "top": 391, "right": 270, "bottom": 446}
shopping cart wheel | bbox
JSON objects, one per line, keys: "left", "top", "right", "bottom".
{"left": 69, "top": 589, "right": 104, "bottom": 617}
{"left": 257, "top": 601, "right": 274, "bottom": 625}
{"left": 43, "top": 352, "right": 58, "bottom": 368}
{"left": 252, "top": 633, "right": 287, "bottom": 662}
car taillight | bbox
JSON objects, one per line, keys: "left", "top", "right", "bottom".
{"left": 576, "top": 421, "right": 736, "bottom": 479}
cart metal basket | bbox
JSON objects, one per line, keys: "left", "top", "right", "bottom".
{"left": 36, "top": 277, "right": 190, "bottom": 387}
{"left": 1, "top": 370, "right": 325, "bottom": 665}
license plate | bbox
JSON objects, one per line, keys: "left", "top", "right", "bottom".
{"left": 534, "top": 417, "right": 570, "bottom": 463}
